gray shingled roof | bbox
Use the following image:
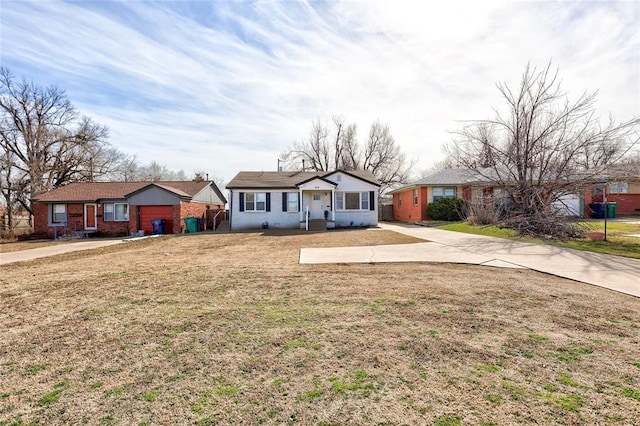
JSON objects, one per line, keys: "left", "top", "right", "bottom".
{"left": 226, "top": 170, "right": 380, "bottom": 189}
{"left": 33, "top": 181, "right": 223, "bottom": 203}
{"left": 415, "top": 168, "right": 488, "bottom": 185}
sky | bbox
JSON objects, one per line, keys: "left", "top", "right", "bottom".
{"left": 1, "top": 0, "right": 639, "bottom": 183}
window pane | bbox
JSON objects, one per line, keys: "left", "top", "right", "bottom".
{"left": 103, "top": 203, "right": 114, "bottom": 221}
{"left": 53, "top": 204, "right": 66, "bottom": 222}
{"left": 444, "top": 188, "right": 456, "bottom": 197}
{"left": 287, "top": 193, "right": 298, "bottom": 212}
{"left": 115, "top": 204, "right": 129, "bottom": 221}
{"left": 246, "top": 193, "right": 255, "bottom": 211}
{"left": 361, "top": 192, "right": 369, "bottom": 210}
{"left": 345, "top": 193, "right": 359, "bottom": 210}
{"left": 255, "top": 193, "right": 266, "bottom": 211}
{"left": 432, "top": 187, "right": 444, "bottom": 197}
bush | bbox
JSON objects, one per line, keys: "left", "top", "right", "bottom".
{"left": 466, "top": 202, "right": 502, "bottom": 226}
{"left": 426, "top": 198, "right": 467, "bottom": 221}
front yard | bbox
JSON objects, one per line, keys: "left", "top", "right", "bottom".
{"left": 1, "top": 229, "right": 639, "bottom": 424}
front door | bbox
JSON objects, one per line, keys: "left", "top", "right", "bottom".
{"left": 84, "top": 203, "right": 97, "bottom": 230}
{"left": 310, "top": 192, "right": 325, "bottom": 219}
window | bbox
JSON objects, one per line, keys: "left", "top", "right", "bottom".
{"left": 413, "top": 188, "right": 418, "bottom": 205}
{"left": 245, "top": 192, "right": 266, "bottom": 211}
{"left": 313, "top": 194, "right": 321, "bottom": 201}
{"left": 345, "top": 192, "right": 359, "bottom": 209}
{"left": 287, "top": 192, "right": 298, "bottom": 212}
{"left": 52, "top": 204, "right": 66, "bottom": 223}
{"left": 360, "top": 192, "right": 369, "bottom": 210}
{"left": 103, "top": 203, "right": 129, "bottom": 221}
{"left": 398, "top": 193, "right": 402, "bottom": 207}
{"left": 337, "top": 192, "right": 370, "bottom": 210}
{"left": 432, "top": 187, "right": 456, "bottom": 202}
{"left": 609, "top": 182, "right": 628, "bottom": 193}
{"left": 471, "top": 188, "right": 483, "bottom": 203}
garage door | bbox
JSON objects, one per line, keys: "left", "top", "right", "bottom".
{"left": 139, "top": 205, "right": 174, "bottom": 234}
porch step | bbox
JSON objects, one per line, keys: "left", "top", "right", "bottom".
{"left": 307, "top": 219, "right": 327, "bottom": 232}
{"left": 215, "top": 220, "right": 230, "bottom": 232}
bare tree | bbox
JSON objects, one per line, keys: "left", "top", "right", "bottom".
{"left": 0, "top": 67, "right": 112, "bottom": 213}
{"left": 282, "top": 117, "right": 414, "bottom": 192}
{"left": 446, "top": 61, "right": 640, "bottom": 237}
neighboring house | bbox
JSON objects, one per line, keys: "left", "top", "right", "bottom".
{"left": 391, "top": 167, "right": 640, "bottom": 222}
{"left": 389, "top": 168, "right": 484, "bottom": 222}
{"left": 226, "top": 170, "right": 380, "bottom": 230}
{"left": 585, "top": 178, "right": 640, "bottom": 216}
{"left": 32, "top": 181, "right": 226, "bottom": 238}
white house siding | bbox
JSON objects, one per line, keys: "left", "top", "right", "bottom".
{"left": 326, "top": 172, "right": 379, "bottom": 227}
{"left": 229, "top": 171, "right": 380, "bottom": 230}
{"left": 334, "top": 210, "right": 378, "bottom": 227}
{"left": 230, "top": 190, "right": 300, "bottom": 230}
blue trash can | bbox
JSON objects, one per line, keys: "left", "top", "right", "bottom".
{"left": 589, "top": 203, "right": 606, "bottom": 219}
{"left": 151, "top": 218, "right": 165, "bottom": 234}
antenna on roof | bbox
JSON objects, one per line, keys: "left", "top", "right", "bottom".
{"left": 302, "top": 159, "right": 305, "bottom": 171}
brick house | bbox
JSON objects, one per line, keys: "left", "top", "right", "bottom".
{"left": 32, "top": 181, "right": 226, "bottom": 238}
{"left": 389, "top": 169, "right": 482, "bottom": 222}
{"left": 584, "top": 178, "right": 640, "bottom": 216}
{"left": 390, "top": 167, "right": 640, "bottom": 222}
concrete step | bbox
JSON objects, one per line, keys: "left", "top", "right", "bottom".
{"left": 307, "top": 220, "right": 326, "bottom": 232}
{"left": 216, "top": 220, "right": 230, "bottom": 232}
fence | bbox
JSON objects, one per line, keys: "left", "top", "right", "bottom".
{"left": 1, "top": 214, "right": 33, "bottom": 234}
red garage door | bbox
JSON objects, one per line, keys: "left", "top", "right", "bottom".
{"left": 139, "top": 206, "right": 174, "bottom": 234}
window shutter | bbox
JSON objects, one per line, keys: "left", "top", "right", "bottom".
{"left": 297, "top": 193, "right": 301, "bottom": 212}
{"left": 266, "top": 193, "right": 271, "bottom": 212}
{"left": 239, "top": 192, "right": 245, "bottom": 212}
{"left": 282, "top": 192, "right": 287, "bottom": 212}
{"left": 369, "top": 191, "right": 375, "bottom": 211}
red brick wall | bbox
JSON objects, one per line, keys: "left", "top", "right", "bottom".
{"left": 605, "top": 194, "right": 640, "bottom": 215}
{"left": 96, "top": 203, "right": 131, "bottom": 237}
{"left": 32, "top": 203, "right": 50, "bottom": 236}
{"left": 586, "top": 187, "right": 640, "bottom": 216}
{"left": 33, "top": 202, "right": 132, "bottom": 239}
{"left": 393, "top": 187, "right": 427, "bottom": 222}
{"left": 179, "top": 201, "right": 208, "bottom": 232}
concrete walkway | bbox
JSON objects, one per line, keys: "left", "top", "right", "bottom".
{"left": 1, "top": 239, "right": 129, "bottom": 265}
{"left": 300, "top": 222, "right": 640, "bottom": 298}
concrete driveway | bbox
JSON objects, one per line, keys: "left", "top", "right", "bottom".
{"left": 300, "top": 222, "right": 640, "bottom": 298}
{"left": 1, "top": 238, "right": 133, "bottom": 265}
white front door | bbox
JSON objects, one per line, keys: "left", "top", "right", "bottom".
{"left": 84, "top": 203, "right": 97, "bottom": 230}
{"left": 310, "top": 193, "right": 325, "bottom": 219}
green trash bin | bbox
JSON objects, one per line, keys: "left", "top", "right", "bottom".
{"left": 184, "top": 217, "right": 198, "bottom": 233}
{"left": 606, "top": 202, "right": 617, "bottom": 219}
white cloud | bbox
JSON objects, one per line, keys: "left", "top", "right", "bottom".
{"left": 1, "top": 0, "right": 638, "bottom": 182}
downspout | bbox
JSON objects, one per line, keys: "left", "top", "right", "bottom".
{"left": 228, "top": 190, "right": 233, "bottom": 231}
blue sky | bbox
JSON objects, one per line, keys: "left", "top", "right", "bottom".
{"left": 1, "top": 0, "right": 638, "bottom": 182}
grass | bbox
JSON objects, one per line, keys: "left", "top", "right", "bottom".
{"left": 1, "top": 228, "right": 639, "bottom": 424}
{"left": 437, "top": 219, "right": 640, "bottom": 259}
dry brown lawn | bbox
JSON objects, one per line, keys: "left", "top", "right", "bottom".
{"left": 1, "top": 229, "right": 639, "bottom": 425}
